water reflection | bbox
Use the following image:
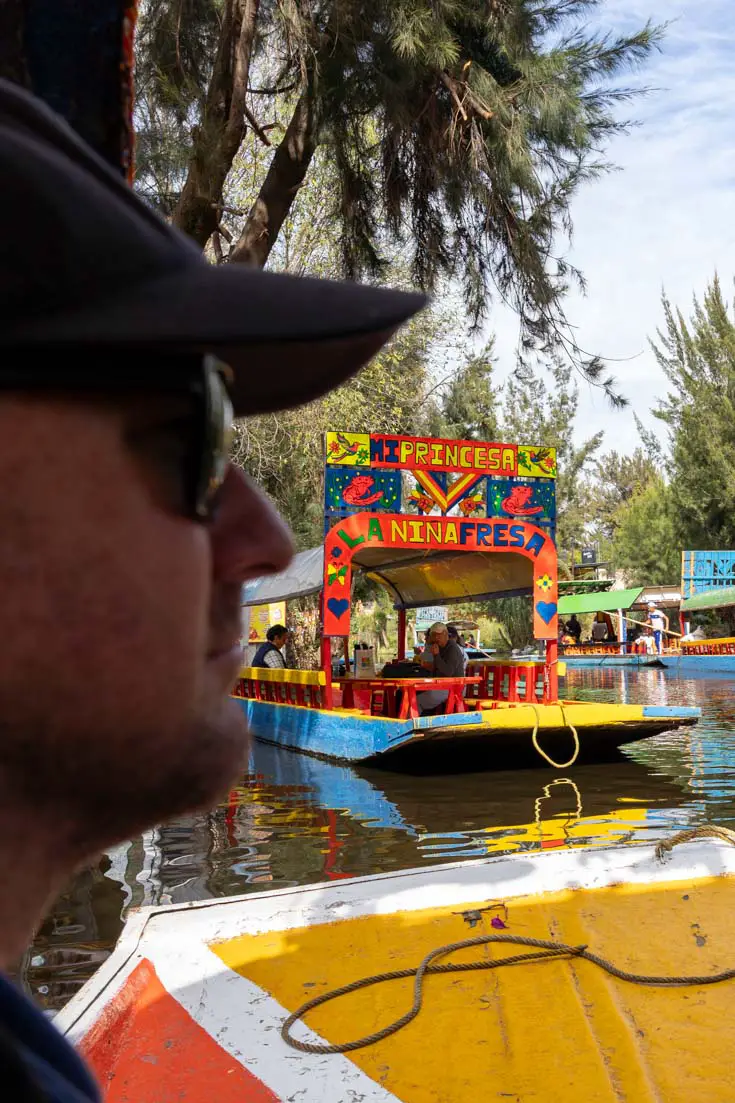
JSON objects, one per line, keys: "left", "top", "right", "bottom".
{"left": 26, "top": 669, "right": 735, "bottom": 1010}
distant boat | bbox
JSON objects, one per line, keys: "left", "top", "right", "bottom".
{"left": 559, "top": 582, "right": 735, "bottom": 673}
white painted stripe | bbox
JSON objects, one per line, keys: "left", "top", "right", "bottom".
{"left": 134, "top": 840, "right": 735, "bottom": 947}
{"left": 152, "top": 938, "right": 400, "bottom": 1102}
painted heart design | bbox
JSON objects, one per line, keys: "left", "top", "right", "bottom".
{"left": 536, "top": 601, "right": 557, "bottom": 625}
{"left": 327, "top": 598, "right": 350, "bottom": 619}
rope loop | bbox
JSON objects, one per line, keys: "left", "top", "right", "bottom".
{"left": 282, "top": 930, "right": 735, "bottom": 1055}
{"left": 529, "top": 702, "right": 580, "bottom": 769}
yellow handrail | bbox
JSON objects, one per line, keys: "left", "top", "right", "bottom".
{"left": 239, "top": 666, "right": 327, "bottom": 687}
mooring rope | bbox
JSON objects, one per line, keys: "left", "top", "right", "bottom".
{"left": 283, "top": 825, "right": 735, "bottom": 1056}
{"left": 529, "top": 702, "right": 580, "bottom": 769}
{"left": 655, "top": 824, "right": 735, "bottom": 860}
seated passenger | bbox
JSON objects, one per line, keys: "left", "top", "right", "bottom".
{"left": 447, "top": 625, "right": 469, "bottom": 672}
{"left": 252, "top": 624, "right": 289, "bottom": 669}
{"left": 591, "top": 613, "right": 608, "bottom": 643}
{"left": 417, "top": 622, "right": 465, "bottom": 715}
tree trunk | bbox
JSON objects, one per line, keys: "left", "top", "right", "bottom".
{"left": 228, "top": 87, "right": 317, "bottom": 267}
{"left": 172, "top": 0, "right": 260, "bottom": 248}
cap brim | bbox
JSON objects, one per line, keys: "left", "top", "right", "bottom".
{"left": 8, "top": 263, "right": 427, "bottom": 415}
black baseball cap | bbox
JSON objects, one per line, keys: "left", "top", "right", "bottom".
{"left": 0, "top": 79, "right": 426, "bottom": 416}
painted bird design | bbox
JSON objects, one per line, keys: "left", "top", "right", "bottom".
{"left": 528, "top": 448, "right": 555, "bottom": 473}
{"left": 330, "top": 432, "right": 363, "bottom": 463}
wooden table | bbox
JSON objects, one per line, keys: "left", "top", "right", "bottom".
{"left": 335, "top": 676, "right": 481, "bottom": 720}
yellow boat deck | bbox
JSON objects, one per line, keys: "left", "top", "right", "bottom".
{"left": 61, "top": 838, "right": 735, "bottom": 1102}
{"left": 215, "top": 873, "right": 734, "bottom": 1101}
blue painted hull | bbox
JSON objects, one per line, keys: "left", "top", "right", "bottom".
{"left": 235, "top": 698, "right": 700, "bottom": 767}
{"left": 563, "top": 653, "right": 735, "bottom": 674}
{"left": 237, "top": 698, "right": 484, "bottom": 763}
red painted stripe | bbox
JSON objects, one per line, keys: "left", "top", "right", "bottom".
{"left": 81, "top": 958, "right": 279, "bottom": 1102}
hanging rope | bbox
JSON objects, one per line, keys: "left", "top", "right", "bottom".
{"left": 282, "top": 930, "right": 735, "bottom": 1055}
{"left": 529, "top": 702, "right": 580, "bottom": 769}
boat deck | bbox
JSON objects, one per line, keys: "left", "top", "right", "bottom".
{"left": 60, "top": 840, "right": 735, "bottom": 1102}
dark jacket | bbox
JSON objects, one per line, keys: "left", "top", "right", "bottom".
{"left": 252, "top": 641, "right": 284, "bottom": 669}
{"left": 431, "top": 639, "right": 466, "bottom": 678}
{"left": 0, "top": 973, "right": 99, "bottom": 1101}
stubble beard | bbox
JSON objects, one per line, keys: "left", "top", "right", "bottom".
{"left": 0, "top": 691, "right": 251, "bottom": 864}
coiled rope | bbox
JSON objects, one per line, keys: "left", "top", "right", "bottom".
{"left": 283, "top": 825, "right": 735, "bottom": 1056}
{"left": 282, "top": 932, "right": 735, "bottom": 1055}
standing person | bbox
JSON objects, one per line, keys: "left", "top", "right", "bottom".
{"left": 0, "top": 81, "right": 424, "bottom": 1102}
{"left": 417, "top": 622, "right": 466, "bottom": 714}
{"left": 252, "top": 624, "right": 289, "bottom": 669}
{"left": 647, "top": 603, "right": 669, "bottom": 655}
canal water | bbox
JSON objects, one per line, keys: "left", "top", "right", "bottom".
{"left": 25, "top": 668, "right": 735, "bottom": 1012}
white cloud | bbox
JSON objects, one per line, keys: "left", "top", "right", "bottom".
{"left": 489, "top": 0, "right": 735, "bottom": 455}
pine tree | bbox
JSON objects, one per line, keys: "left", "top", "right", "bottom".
{"left": 441, "top": 345, "right": 499, "bottom": 441}
{"left": 611, "top": 479, "right": 679, "bottom": 585}
{"left": 136, "top": 0, "right": 661, "bottom": 393}
{"left": 503, "top": 361, "right": 603, "bottom": 570}
{"left": 653, "top": 276, "right": 735, "bottom": 547}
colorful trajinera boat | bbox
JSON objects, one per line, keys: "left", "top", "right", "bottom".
{"left": 234, "top": 432, "right": 699, "bottom": 766}
{"left": 58, "top": 828, "right": 735, "bottom": 1102}
{"left": 560, "top": 565, "right": 735, "bottom": 673}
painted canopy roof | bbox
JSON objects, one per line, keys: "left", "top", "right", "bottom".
{"left": 558, "top": 587, "right": 644, "bottom": 616}
{"left": 241, "top": 544, "right": 537, "bottom": 609}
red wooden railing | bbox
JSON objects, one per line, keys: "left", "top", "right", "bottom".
{"left": 465, "top": 660, "right": 549, "bottom": 704}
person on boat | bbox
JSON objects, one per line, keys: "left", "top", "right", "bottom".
{"left": 591, "top": 612, "right": 609, "bottom": 643}
{"left": 566, "top": 614, "right": 582, "bottom": 643}
{"left": 647, "top": 603, "right": 669, "bottom": 655}
{"left": 682, "top": 624, "right": 706, "bottom": 642}
{"left": 417, "top": 622, "right": 466, "bottom": 715}
{"left": 0, "top": 81, "right": 423, "bottom": 1103}
{"left": 447, "top": 625, "right": 469, "bottom": 672}
{"left": 252, "top": 624, "right": 289, "bottom": 669}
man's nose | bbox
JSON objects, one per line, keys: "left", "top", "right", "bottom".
{"left": 209, "top": 465, "right": 294, "bottom": 582}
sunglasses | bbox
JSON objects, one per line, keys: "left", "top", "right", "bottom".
{"left": 188, "top": 356, "right": 235, "bottom": 521}
{"left": 0, "top": 351, "right": 234, "bottom": 523}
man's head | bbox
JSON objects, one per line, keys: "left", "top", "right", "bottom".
{"left": 429, "top": 623, "right": 449, "bottom": 646}
{"left": 267, "top": 624, "right": 289, "bottom": 650}
{"left": 0, "top": 82, "right": 424, "bottom": 866}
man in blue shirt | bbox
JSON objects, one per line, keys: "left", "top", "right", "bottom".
{"left": 0, "top": 79, "right": 422, "bottom": 1100}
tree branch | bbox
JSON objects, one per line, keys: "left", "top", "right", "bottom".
{"left": 172, "top": 0, "right": 261, "bottom": 247}
{"left": 229, "top": 86, "right": 318, "bottom": 267}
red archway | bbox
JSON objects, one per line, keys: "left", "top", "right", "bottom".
{"left": 323, "top": 512, "right": 558, "bottom": 640}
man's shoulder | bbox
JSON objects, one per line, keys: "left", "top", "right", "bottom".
{"left": 445, "top": 640, "right": 466, "bottom": 666}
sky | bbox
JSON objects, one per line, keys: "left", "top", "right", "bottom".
{"left": 489, "top": 0, "right": 735, "bottom": 456}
